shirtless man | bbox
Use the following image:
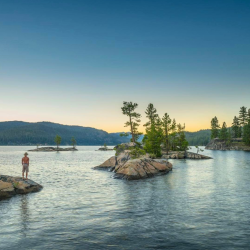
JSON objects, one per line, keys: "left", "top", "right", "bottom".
{"left": 22, "top": 152, "right": 29, "bottom": 180}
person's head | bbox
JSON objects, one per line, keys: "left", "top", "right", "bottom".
{"left": 24, "top": 152, "right": 28, "bottom": 156}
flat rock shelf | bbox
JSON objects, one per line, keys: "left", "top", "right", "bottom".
{"left": 0, "top": 175, "right": 43, "bottom": 200}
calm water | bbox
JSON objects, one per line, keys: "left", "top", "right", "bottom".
{"left": 0, "top": 146, "right": 250, "bottom": 250}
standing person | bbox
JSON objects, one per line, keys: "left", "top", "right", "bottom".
{"left": 22, "top": 152, "right": 29, "bottom": 180}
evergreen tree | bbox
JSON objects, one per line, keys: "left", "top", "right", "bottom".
{"left": 71, "top": 137, "right": 77, "bottom": 148}
{"left": 121, "top": 101, "right": 142, "bottom": 143}
{"left": 226, "top": 128, "right": 232, "bottom": 146}
{"left": 231, "top": 116, "right": 241, "bottom": 138}
{"left": 239, "top": 106, "right": 248, "bottom": 126}
{"left": 169, "top": 119, "right": 177, "bottom": 150}
{"left": 219, "top": 122, "right": 229, "bottom": 140}
{"left": 54, "top": 135, "right": 62, "bottom": 149}
{"left": 162, "top": 113, "right": 172, "bottom": 154}
{"left": 243, "top": 125, "right": 250, "bottom": 145}
{"left": 176, "top": 123, "right": 189, "bottom": 151}
{"left": 243, "top": 110, "right": 250, "bottom": 146}
{"left": 210, "top": 116, "right": 220, "bottom": 139}
{"left": 143, "top": 103, "right": 162, "bottom": 157}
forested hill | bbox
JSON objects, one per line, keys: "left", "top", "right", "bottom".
{"left": 184, "top": 129, "right": 211, "bottom": 146}
{"left": 0, "top": 121, "right": 129, "bottom": 145}
{"left": 0, "top": 121, "right": 211, "bottom": 146}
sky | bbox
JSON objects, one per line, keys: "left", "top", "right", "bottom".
{"left": 0, "top": 0, "right": 250, "bottom": 133}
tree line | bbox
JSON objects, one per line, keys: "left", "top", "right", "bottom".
{"left": 210, "top": 106, "right": 250, "bottom": 145}
{"left": 120, "top": 101, "right": 188, "bottom": 157}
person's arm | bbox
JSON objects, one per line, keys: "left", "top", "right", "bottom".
{"left": 22, "top": 158, "right": 24, "bottom": 165}
{"left": 27, "top": 158, "right": 29, "bottom": 166}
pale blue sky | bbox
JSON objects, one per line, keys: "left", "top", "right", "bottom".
{"left": 0, "top": 0, "right": 249, "bottom": 131}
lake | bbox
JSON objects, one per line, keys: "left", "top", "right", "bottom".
{"left": 0, "top": 146, "right": 250, "bottom": 250}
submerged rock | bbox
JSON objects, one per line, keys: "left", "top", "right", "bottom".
{"left": 94, "top": 150, "right": 173, "bottom": 180}
{"left": 0, "top": 175, "right": 43, "bottom": 200}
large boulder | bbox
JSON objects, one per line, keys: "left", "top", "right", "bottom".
{"left": 94, "top": 151, "right": 131, "bottom": 171}
{"left": 114, "top": 159, "right": 172, "bottom": 180}
{"left": 94, "top": 150, "right": 173, "bottom": 180}
{"left": 186, "top": 152, "right": 211, "bottom": 159}
{"left": 0, "top": 175, "right": 43, "bottom": 200}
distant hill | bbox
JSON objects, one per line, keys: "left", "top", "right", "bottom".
{"left": 0, "top": 121, "right": 129, "bottom": 146}
{"left": 0, "top": 121, "right": 211, "bottom": 146}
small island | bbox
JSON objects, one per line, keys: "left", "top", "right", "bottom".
{"left": 97, "top": 143, "right": 114, "bottom": 151}
{"left": 28, "top": 147, "right": 78, "bottom": 152}
{"left": 29, "top": 135, "right": 78, "bottom": 152}
{"left": 94, "top": 102, "right": 212, "bottom": 180}
{"left": 94, "top": 143, "right": 173, "bottom": 180}
{"left": 0, "top": 175, "right": 43, "bottom": 200}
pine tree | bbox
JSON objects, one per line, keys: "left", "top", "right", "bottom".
{"left": 210, "top": 116, "right": 220, "bottom": 139}
{"left": 176, "top": 123, "right": 189, "bottom": 151}
{"left": 226, "top": 128, "right": 232, "bottom": 146}
{"left": 162, "top": 113, "right": 172, "bottom": 154}
{"left": 54, "top": 135, "right": 62, "bottom": 149}
{"left": 121, "top": 101, "right": 142, "bottom": 143}
{"left": 143, "top": 103, "right": 162, "bottom": 157}
{"left": 169, "top": 119, "right": 177, "bottom": 150}
{"left": 219, "top": 122, "right": 229, "bottom": 140}
{"left": 71, "top": 137, "right": 77, "bottom": 148}
{"left": 231, "top": 116, "right": 241, "bottom": 138}
{"left": 239, "top": 106, "right": 248, "bottom": 126}
{"left": 243, "top": 109, "right": 250, "bottom": 146}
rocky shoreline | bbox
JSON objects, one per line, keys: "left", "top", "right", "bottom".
{"left": 0, "top": 175, "right": 43, "bottom": 200}
{"left": 28, "top": 147, "right": 78, "bottom": 152}
{"left": 162, "top": 151, "right": 212, "bottom": 159}
{"left": 205, "top": 138, "right": 250, "bottom": 151}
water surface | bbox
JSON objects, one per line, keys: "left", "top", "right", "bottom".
{"left": 0, "top": 146, "right": 250, "bottom": 250}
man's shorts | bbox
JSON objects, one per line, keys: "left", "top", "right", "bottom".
{"left": 22, "top": 164, "right": 29, "bottom": 173}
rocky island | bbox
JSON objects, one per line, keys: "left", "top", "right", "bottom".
{"left": 162, "top": 151, "right": 212, "bottom": 159}
{"left": 97, "top": 147, "right": 114, "bottom": 151}
{"left": 0, "top": 175, "right": 43, "bottom": 200}
{"left": 28, "top": 147, "right": 78, "bottom": 152}
{"left": 95, "top": 143, "right": 173, "bottom": 180}
{"left": 205, "top": 138, "right": 250, "bottom": 151}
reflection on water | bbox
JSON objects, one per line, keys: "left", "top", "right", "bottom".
{"left": 20, "top": 195, "right": 29, "bottom": 237}
{"left": 0, "top": 146, "right": 250, "bottom": 250}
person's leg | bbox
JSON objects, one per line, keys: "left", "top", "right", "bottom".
{"left": 26, "top": 166, "right": 29, "bottom": 180}
{"left": 22, "top": 165, "right": 24, "bottom": 179}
